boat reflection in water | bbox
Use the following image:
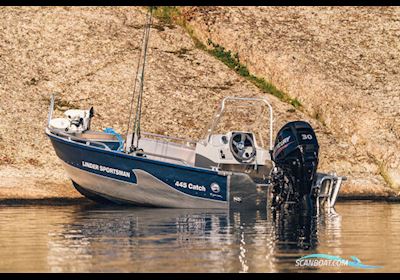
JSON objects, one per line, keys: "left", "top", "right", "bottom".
{"left": 45, "top": 203, "right": 341, "bottom": 272}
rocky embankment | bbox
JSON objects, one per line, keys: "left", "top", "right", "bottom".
{"left": 181, "top": 6, "right": 400, "bottom": 197}
{"left": 0, "top": 6, "right": 398, "bottom": 201}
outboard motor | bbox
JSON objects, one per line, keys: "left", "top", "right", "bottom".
{"left": 271, "top": 121, "right": 319, "bottom": 209}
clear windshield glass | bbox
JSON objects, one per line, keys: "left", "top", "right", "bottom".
{"left": 202, "top": 98, "right": 273, "bottom": 149}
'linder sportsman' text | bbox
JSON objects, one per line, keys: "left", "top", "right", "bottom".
{"left": 82, "top": 161, "right": 131, "bottom": 178}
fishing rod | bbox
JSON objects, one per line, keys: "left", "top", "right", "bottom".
{"left": 125, "top": 7, "right": 153, "bottom": 153}
{"left": 124, "top": 12, "right": 148, "bottom": 152}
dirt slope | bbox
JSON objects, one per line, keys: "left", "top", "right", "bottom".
{"left": 0, "top": 6, "right": 398, "bottom": 199}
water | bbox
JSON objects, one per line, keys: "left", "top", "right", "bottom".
{"left": 0, "top": 201, "right": 399, "bottom": 272}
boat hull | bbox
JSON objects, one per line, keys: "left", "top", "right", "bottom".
{"left": 63, "top": 162, "right": 227, "bottom": 208}
{"left": 47, "top": 132, "right": 268, "bottom": 210}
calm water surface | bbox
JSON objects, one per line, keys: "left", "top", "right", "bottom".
{"left": 0, "top": 201, "right": 399, "bottom": 272}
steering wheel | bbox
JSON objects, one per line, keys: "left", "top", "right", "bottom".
{"left": 229, "top": 132, "right": 256, "bottom": 163}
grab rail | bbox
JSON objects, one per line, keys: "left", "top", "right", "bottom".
{"left": 141, "top": 131, "right": 197, "bottom": 145}
{"left": 133, "top": 150, "right": 191, "bottom": 166}
{"left": 47, "top": 95, "right": 191, "bottom": 166}
{"left": 47, "top": 128, "right": 112, "bottom": 151}
{"left": 48, "top": 127, "right": 193, "bottom": 166}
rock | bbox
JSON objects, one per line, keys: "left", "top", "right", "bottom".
{"left": 1, "top": 6, "right": 398, "bottom": 199}
{"left": 351, "top": 134, "right": 358, "bottom": 146}
{"left": 182, "top": 6, "right": 400, "bottom": 195}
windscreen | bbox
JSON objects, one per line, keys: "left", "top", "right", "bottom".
{"left": 203, "top": 99, "right": 272, "bottom": 149}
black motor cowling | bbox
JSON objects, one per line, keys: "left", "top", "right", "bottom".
{"left": 272, "top": 121, "right": 319, "bottom": 197}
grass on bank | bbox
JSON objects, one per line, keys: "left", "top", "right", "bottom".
{"left": 151, "top": 6, "right": 302, "bottom": 110}
{"left": 206, "top": 39, "right": 302, "bottom": 109}
{"left": 368, "top": 153, "right": 398, "bottom": 191}
{"left": 377, "top": 161, "right": 398, "bottom": 191}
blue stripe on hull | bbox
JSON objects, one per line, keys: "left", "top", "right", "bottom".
{"left": 48, "top": 133, "right": 228, "bottom": 202}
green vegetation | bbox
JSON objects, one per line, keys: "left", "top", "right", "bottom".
{"left": 151, "top": 6, "right": 180, "bottom": 25}
{"left": 369, "top": 153, "right": 397, "bottom": 190}
{"left": 378, "top": 161, "right": 397, "bottom": 190}
{"left": 152, "top": 6, "right": 206, "bottom": 50}
{"left": 206, "top": 40, "right": 302, "bottom": 109}
{"left": 151, "top": 6, "right": 302, "bottom": 109}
